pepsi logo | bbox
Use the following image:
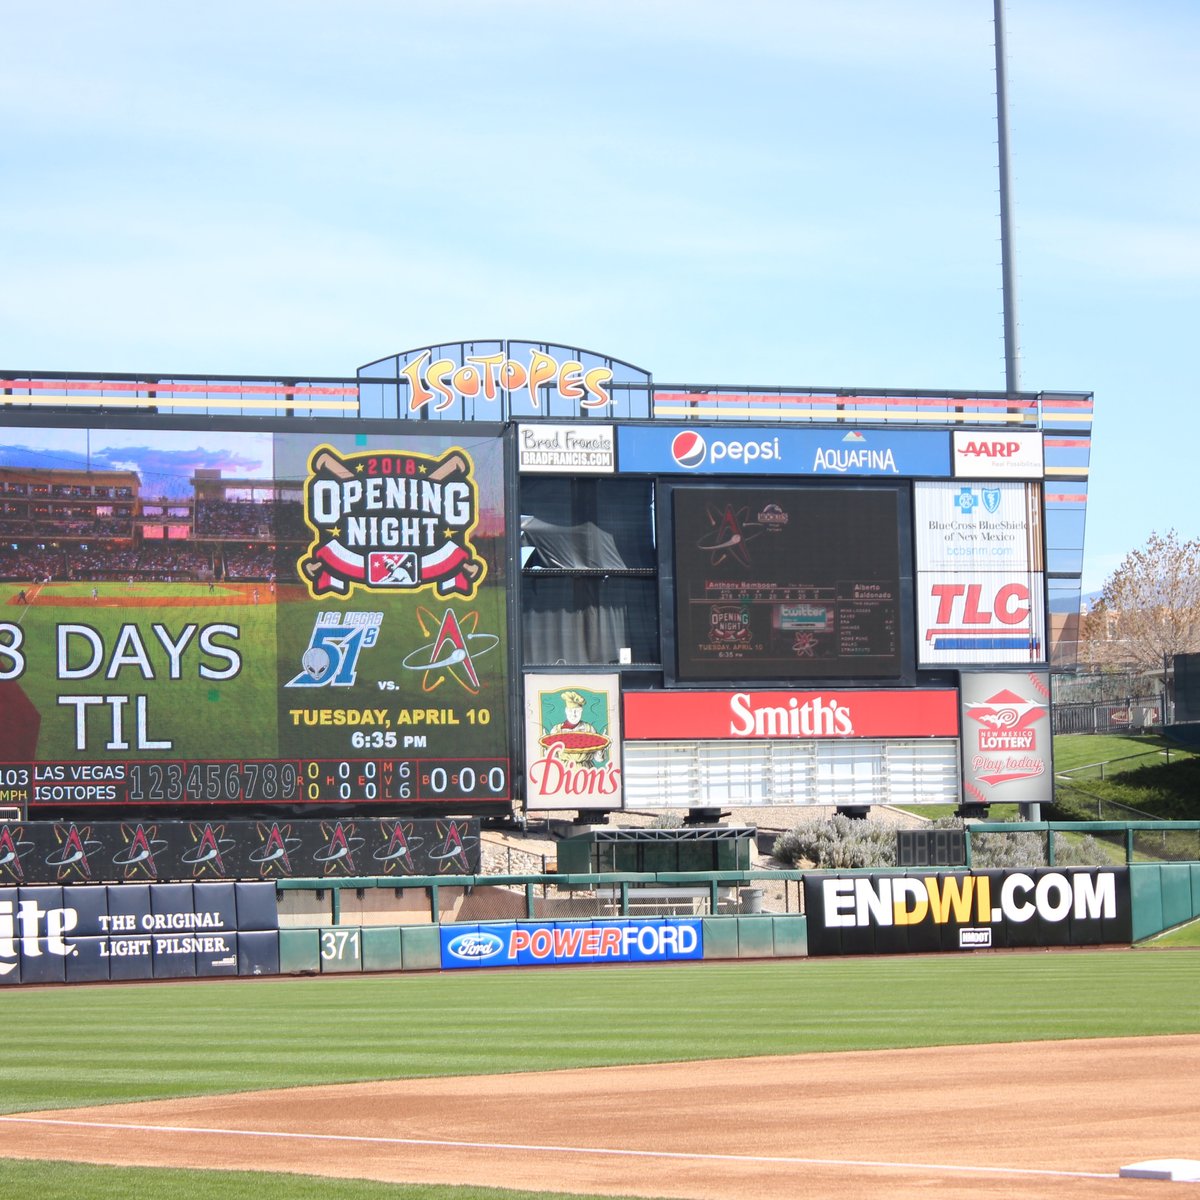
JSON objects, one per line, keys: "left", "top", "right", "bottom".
{"left": 671, "top": 431, "right": 707, "bottom": 469}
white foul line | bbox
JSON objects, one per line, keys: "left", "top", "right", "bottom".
{"left": 0, "top": 1115, "right": 1116, "bottom": 1182}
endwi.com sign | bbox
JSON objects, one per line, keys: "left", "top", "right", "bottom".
{"left": 804, "top": 867, "right": 1131, "bottom": 955}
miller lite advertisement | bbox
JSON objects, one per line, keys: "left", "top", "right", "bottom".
{"left": 960, "top": 671, "right": 1053, "bottom": 806}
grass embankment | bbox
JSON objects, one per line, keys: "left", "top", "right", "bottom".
{"left": 1052, "top": 733, "right": 1200, "bottom": 821}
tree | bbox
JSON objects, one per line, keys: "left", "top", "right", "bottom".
{"left": 1094, "top": 529, "right": 1200, "bottom": 679}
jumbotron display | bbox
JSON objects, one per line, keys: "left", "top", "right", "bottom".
{"left": 670, "top": 484, "right": 906, "bottom": 681}
{"left": 0, "top": 424, "right": 510, "bottom": 815}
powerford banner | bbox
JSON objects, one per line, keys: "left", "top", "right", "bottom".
{"left": 440, "top": 919, "right": 703, "bottom": 969}
{"left": 617, "top": 426, "right": 950, "bottom": 476}
{"left": 804, "top": 867, "right": 1130, "bottom": 955}
{"left": 960, "top": 672, "right": 1053, "bottom": 807}
{"left": 0, "top": 879, "right": 279, "bottom": 984}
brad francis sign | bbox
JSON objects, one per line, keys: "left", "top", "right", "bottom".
{"left": 617, "top": 426, "right": 951, "bottom": 476}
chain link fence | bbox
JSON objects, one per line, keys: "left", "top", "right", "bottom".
{"left": 446, "top": 876, "right": 804, "bottom": 922}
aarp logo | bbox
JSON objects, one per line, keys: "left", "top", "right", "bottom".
{"left": 952, "top": 431, "right": 1043, "bottom": 479}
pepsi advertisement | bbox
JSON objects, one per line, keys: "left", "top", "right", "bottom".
{"left": 618, "top": 425, "right": 950, "bottom": 477}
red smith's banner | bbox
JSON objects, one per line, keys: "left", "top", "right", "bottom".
{"left": 623, "top": 689, "right": 959, "bottom": 740}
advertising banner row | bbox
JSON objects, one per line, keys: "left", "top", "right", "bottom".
{"left": 1, "top": 879, "right": 278, "bottom": 984}
{"left": 803, "top": 868, "right": 1131, "bottom": 955}
{"left": 518, "top": 425, "right": 1044, "bottom": 479}
{"left": 0, "top": 818, "right": 481, "bottom": 885}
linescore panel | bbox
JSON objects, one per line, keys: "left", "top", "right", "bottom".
{"left": 3, "top": 758, "right": 510, "bottom": 809}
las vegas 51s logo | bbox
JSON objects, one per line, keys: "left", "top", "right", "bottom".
{"left": 287, "top": 612, "right": 383, "bottom": 687}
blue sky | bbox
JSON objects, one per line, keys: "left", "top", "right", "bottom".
{"left": 3, "top": 1, "right": 1196, "bottom": 594}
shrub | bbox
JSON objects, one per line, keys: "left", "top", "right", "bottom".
{"left": 772, "top": 815, "right": 1117, "bottom": 871}
{"left": 773, "top": 814, "right": 896, "bottom": 869}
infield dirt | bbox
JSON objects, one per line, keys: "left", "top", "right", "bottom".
{"left": 3, "top": 1035, "right": 1198, "bottom": 1199}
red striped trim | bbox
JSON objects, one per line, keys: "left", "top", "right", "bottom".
{"left": 0, "top": 379, "right": 358, "bottom": 396}
{"left": 1044, "top": 437, "right": 1091, "bottom": 447}
{"left": 653, "top": 391, "right": 1037, "bottom": 409}
{"left": 1045, "top": 493, "right": 1088, "bottom": 503}
{"left": 1042, "top": 398, "right": 1093, "bottom": 409}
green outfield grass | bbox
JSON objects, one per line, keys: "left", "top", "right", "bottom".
{"left": 3, "top": 954, "right": 1199, "bottom": 1116}
{"left": 0, "top": 1159, "right": 633, "bottom": 1200}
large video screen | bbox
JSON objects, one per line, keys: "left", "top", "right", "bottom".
{"left": 671, "top": 484, "right": 905, "bottom": 682}
{"left": 0, "top": 424, "right": 509, "bottom": 812}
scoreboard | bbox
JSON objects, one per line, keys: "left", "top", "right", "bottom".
{"left": 0, "top": 424, "right": 511, "bottom": 817}
{"left": 671, "top": 484, "right": 906, "bottom": 681}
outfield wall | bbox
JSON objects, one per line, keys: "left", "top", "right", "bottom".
{"left": 6, "top": 859, "right": 1199, "bottom": 984}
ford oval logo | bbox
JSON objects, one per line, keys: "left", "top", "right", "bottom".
{"left": 447, "top": 931, "right": 504, "bottom": 961}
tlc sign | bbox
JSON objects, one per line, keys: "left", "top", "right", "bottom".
{"left": 952, "top": 431, "right": 1043, "bottom": 479}
{"left": 918, "top": 576, "right": 1046, "bottom": 664}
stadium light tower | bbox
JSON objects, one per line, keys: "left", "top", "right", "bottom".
{"left": 994, "top": 0, "right": 1020, "bottom": 395}
{"left": 995, "top": 0, "right": 1040, "bottom": 822}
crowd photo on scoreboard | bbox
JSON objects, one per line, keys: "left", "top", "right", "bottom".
{"left": 0, "top": 449, "right": 304, "bottom": 602}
